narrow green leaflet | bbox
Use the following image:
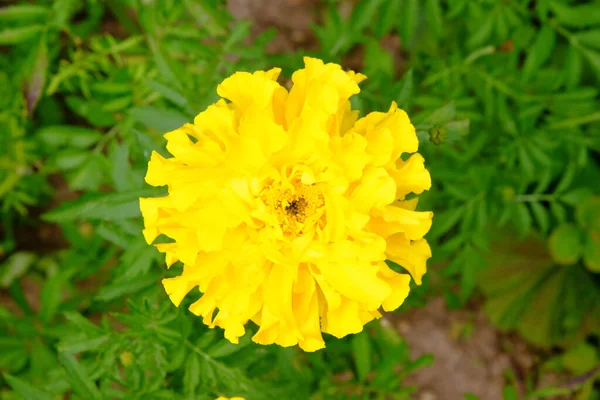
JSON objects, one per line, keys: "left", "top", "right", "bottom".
{"left": 42, "top": 188, "right": 159, "bottom": 223}
{"left": 0, "top": 25, "right": 44, "bottom": 45}
{"left": 351, "top": 330, "right": 372, "bottom": 383}
{"left": 58, "top": 353, "right": 102, "bottom": 400}
{"left": 3, "top": 374, "right": 54, "bottom": 400}
{"left": 522, "top": 25, "right": 556, "bottom": 82}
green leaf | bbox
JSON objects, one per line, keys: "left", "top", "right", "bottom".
{"left": 561, "top": 188, "right": 593, "bottom": 206}
{"left": 146, "top": 79, "right": 189, "bottom": 108}
{"left": 424, "top": 0, "right": 443, "bottom": 39}
{"left": 109, "top": 141, "right": 132, "bottom": 192}
{"left": 42, "top": 188, "right": 158, "bottom": 223}
{"left": 0, "top": 5, "right": 49, "bottom": 21}
{"left": 503, "top": 385, "right": 518, "bottom": 400}
{"left": 395, "top": 69, "right": 414, "bottom": 109}
{"left": 0, "top": 25, "right": 44, "bottom": 45}
{"left": 0, "top": 252, "right": 36, "bottom": 288}
{"left": 3, "top": 374, "right": 54, "bottom": 400}
{"left": 130, "top": 107, "right": 190, "bottom": 132}
{"left": 351, "top": 330, "right": 372, "bottom": 382}
{"left": 57, "top": 335, "right": 110, "bottom": 354}
{"left": 94, "top": 273, "right": 158, "bottom": 302}
{"left": 183, "top": 353, "right": 201, "bottom": 396}
{"left": 583, "top": 235, "right": 600, "bottom": 272}
{"left": 554, "top": 163, "right": 576, "bottom": 193}
{"left": 580, "top": 47, "right": 600, "bottom": 81}
{"left": 399, "top": 0, "right": 419, "bottom": 45}
{"left": 350, "top": 0, "right": 385, "bottom": 34}
{"left": 428, "top": 207, "right": 464, "bottom": 240}
{"left": 39, "top": 267, "right": 76, "bottom": 323}
{"left": 147, "top": 36, "right": 184, "bottom": 89}
{"left": 467, "top": 15, "right": 494, "bottom": 48}
{"left": 58, "top": 352, "right": 102, "bottom": 400}
{"left": 549, "top": 1, "right": 600, "bottom": 28}
{"left": 530, "top": 202, "right": 550, "bottom": 235}
{"left": 575, "top": 29, "right": 600, "bottom": 50}
{"left": 565, "top": 43, "right": 582, "bottom": 88}
{"left": 575, "top": 196, "right": 600, "bottom": 232}
{"left": 207, "top": 333, "right": 251, "bottom": 358}
{"left": 515, "top": 203, "right": 532, "bottom": 236}
{"left": 464, "top": 395, "right": 481, "bottom": 400}
{"left": 406, "top": 353, "right": 434, "bottom": 373}
{"left": 375, "top": 0, "right": 403, "bottom": 38}
{"left": 550, "top": 202, "right": 566, "bottom": 224}
{"left": 522, "top": 25, "right": 556, "bottom": 82}
{"left": 24, "top": 36, "right": 48, "bottom": 114}
{"left": 68, "top": 153, "right": 104, "bottom": 191}
{"left": 65, "top": 96, "right": 116, "bottom": 127}
{"left": 37, "top": 125, "right": 103, "bottom": 149}
{"left": 548, "top": 224, "right": 583, "bottom": 265}
{"left": 561, "top": 341, "right": 599, "bottom": 374}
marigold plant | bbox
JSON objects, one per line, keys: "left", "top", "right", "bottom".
{"left": 140, "top": 57, "right": 433, "bottom": 351}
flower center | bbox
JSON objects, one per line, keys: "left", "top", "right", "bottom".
{"left": 262, "top": 181, "right": 325, "bottom": 237}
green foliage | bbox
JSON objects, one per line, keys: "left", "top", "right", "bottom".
{"left": 2, "top": 0, "right": 600, "bottom": 399}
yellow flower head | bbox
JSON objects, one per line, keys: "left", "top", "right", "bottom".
{"left": 140, "top": 57, "right": 433, "bottom": 351}
{"left": 216, "top": 397, "right": 244, "bottom": 400}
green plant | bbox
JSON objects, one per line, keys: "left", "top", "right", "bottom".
{"left": 2, "top": 0, "right": 600, "bottom": 398}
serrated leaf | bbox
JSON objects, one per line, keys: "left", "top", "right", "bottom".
{"left": 548, "top": 224, "right": 582, "bottom": 265}
{"left": 351, "top": 330, "right": 371, "bottom": 382}
{"left": 522, "top": 25, "right": 556, "bottom": 82}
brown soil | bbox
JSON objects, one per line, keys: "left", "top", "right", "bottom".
{"left": 389, "top": 298, "right": 513, "bottom": 400}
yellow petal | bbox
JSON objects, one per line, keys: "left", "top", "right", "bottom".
{"left": 389, "top": 153, "right": 432, "bottom": 198}
{"left": 369, "top": 204, "right": 433, "bottom": 240}
{"left": 385, "top": 234, "right": 431, "bottom": 285}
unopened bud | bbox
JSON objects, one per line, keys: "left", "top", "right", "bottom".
{"left": 120, "top": 351, "right": 133, "bottom": 367}
{"left": 430, "top": 126, "right": 448, "bottom": 145}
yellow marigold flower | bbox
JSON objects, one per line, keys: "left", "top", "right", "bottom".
{"left": 216, "top": 397, "right": 244, "bottom": 400}
{"left": 140, "top": 57, "right": 433, "bottom": 352}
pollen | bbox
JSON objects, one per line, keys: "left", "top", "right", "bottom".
{"left": 262, "top": 180, "right": 325, "bottom": 237}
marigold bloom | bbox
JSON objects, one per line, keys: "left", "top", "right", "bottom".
{"left": 216, "top": 397, "right": 244, "bottom": 400}
{"left": 140, "top": 57, "right": 433, "bottom": 351}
